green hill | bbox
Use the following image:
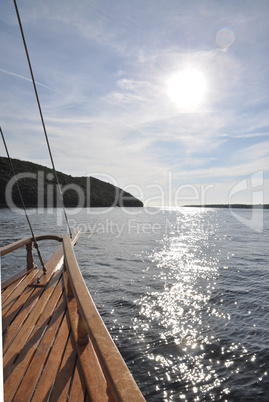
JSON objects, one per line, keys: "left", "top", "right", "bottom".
{"left": 0, "top": 156, "right": 143, "bottom": 208}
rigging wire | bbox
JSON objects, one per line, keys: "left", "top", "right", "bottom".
{"left": 13, "top": 0, "right": 72, "bottom": 238}
{"left": 0, "top": 126, "right": 47, "bottom": 273}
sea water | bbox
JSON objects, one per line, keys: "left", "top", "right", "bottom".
{"left": 1, "top": 207, "right": 269, "bottom": 401}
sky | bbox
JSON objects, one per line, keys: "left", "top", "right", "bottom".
{"left": 0, "top": 0, "right": 269, "bottom": 207}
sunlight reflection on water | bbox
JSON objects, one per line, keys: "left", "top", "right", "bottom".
{"left": 134, "top": 209, "right": 250, "bottom": 400}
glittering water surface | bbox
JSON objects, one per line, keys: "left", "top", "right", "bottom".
{"left": 1, "top": 207, "right": 269, "bottom": 401}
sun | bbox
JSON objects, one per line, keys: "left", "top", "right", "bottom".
{"left": 167, "top": 69, "right": 206, "bottom": 110}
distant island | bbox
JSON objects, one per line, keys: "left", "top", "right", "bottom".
{"left": 0, "top": 156, "right": 143, "bottom": 208}
{"left": 184, "top": 204, "right": 269, "bottom": 209}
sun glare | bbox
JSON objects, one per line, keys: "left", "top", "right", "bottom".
{"left": 167, "top": 69, "right": 206, "bottom": 110}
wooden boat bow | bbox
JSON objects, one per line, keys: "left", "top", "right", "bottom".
{"left": 1, "top": 230, "right": 145, "bottom": 401}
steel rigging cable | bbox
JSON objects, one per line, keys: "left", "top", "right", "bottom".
{"left": 13, "top": 0, "right": 72, "bottom": 238}
{"left": 0, "top": 126, "right": 47, "bottom": 273}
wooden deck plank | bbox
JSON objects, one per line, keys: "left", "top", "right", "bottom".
{"left": 1, "top": 266, "right": 37, "bottom": 291}
{"left": 63, "top": 271, "right": 111, "bottom": 401}
{"left": 3, "top": 271, "right": 62, "bottom": 383}
{"left": 3, "top": 241, "right": 67, "bottom": 353}
{"left": 2, "top": 272, "right": 58, "bottom": 357}
{"left": 2, "top": 285, "right": 42, "bottom": 355}
{"left": 31, "top": 303, "right": 71, "bottom": 401}
{"left": 49, "top": 334, "right": 77, "bottom": 401}
{"left": 68, "top": 362, "right": 86, "bottom": 401}
{"left": 13, "top": 293, "right": 67, "bottom": 402}
{"left": 4, "top": 275, "right": 63, "bottom": 401}
{"left": 1, "top": 274, "right": 28, "bottom": 303}
{"left": 2, "top": 268, "right": 39, "bottom": 318}
{"left": 2, "top": 270, "right": 40, "bottom": 333}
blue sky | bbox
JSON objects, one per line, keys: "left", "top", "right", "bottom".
{"left": 0, "top": 0, "right": 268, "bottom": 206}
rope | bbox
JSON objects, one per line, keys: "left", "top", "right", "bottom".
{"left": 13, "top": 0, "right": 72, "bottom": 238}
{"left": 1, "top": 126, "right": 47, "bottom": 273}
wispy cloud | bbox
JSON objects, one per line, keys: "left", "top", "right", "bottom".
{"left": 0, "top": 68, "right": 53, "bottom": 91}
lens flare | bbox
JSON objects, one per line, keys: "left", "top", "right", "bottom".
{"left": 216, "top": 27, "right": 235, "bottom": 48}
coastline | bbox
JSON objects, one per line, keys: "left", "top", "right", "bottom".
{"left": 184, "top": 204, "right": 269, "bottom": 209}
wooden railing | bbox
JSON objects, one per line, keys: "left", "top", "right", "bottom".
{"left": 62, "top": 235, "right": 145, "bottom": 401}
{"left": 0, "top": 234, "right": 64, "bottom": 257}
{"left": 0, "top": 234, "right": 65, "bottom": 290}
